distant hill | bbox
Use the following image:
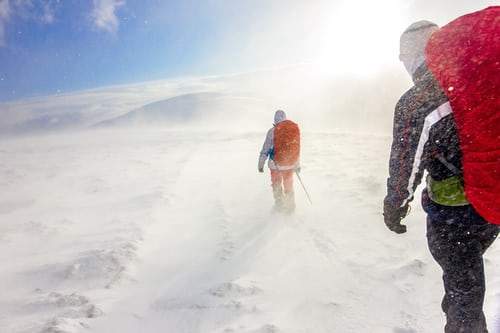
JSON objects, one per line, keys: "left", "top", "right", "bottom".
{"left": 95, "top": 92, "right": 269, "bottom": 129}
{"left": 0, "top": 65, "right": 410, "bottom": 136}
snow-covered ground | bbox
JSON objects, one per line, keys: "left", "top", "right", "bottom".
{"left": 0, "top": 128, "right": 498, "bottom": 332}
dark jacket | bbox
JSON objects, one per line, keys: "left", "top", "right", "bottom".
{"left": 384, "top": 64, "right": 463, "bottom": 210}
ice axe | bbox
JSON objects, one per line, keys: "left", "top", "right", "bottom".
{"left": 295, "top": 170, "right": 312, "bottom": 205}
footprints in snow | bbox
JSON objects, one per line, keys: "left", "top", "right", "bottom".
{"left": 217, "top": 226, "right": 236, "bottom": 262}
{"left": 214, "top": 202, "right": 236, "bottom": 262}
{"left": 211, "top": 281, "right": 281, "bottom": 333}
{"left": 157, "top": 279, "right": 279, "bottom": 332}
{"left": 310, "top": 228, "right": 337, "bottom": 261}
{"left": 392, "top": 259, "right": 427, "bottom": 293}
{"left": 156, "top": 200, "right": 280, "bottom": 332}
{"left": 393, "top": 259, "right": 426, "bottom": 279}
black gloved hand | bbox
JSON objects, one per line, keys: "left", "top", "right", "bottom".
{"left": 258, "top": 167, "right": 264, "bottom": 173}
{"left": 383, "top": 199, "right": 409, "bottom": 234}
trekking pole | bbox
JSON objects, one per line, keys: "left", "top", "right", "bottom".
{"left": 295, "top": 170, "right": 313, "bottom": 205}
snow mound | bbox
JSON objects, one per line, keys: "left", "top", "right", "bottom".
{"left": 62, "top": 244, "right": 137, "bottom": 289}
{"left": 18, "top": 291, "right": 104, "bottom": 333}
{"left": 26, "top": 241, "right": 138, "bottom": 293}
{"left": 40, "top": 317, "right": 90, "bottom": 333}
{"left": 29, "top": 291, "right": 103, "bottom": 319}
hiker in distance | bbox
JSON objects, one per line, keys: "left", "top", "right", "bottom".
{"left": 258, "top": 110, "right": 301, "bottom": 214}
{"left": 383, "top": 7, "right": 499, "bottom": 333}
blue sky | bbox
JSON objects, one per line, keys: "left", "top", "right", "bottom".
{"left": 0, "top": 0, "right": 496, "bottom": 102}
{"left": 0, "top": 0, "right": 278, "bottom": 101}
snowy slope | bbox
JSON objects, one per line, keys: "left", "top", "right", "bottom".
{"left": 95, "top": 92, "right": 270, "bottom": 129}
{"left": 0, "top": 128, "right": 498, "bottom": 333}
{"left": 0, "top": 65, "right": 408, "bottom": 136}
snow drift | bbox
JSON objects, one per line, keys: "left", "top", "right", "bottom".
{"left": 0, "top": 128, "right": 498, "bottom": 333}
{"left": 0, "top": 65, "right": 498, "bottom": 333}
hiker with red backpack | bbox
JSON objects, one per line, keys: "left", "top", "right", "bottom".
{"left": 258, "top": 110, "right": 301, "bottom": 213}
{"left": 383, "top": 7, "right": 499, "bottom": 332}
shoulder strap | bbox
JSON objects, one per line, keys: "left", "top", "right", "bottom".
{"left": 435, "top": 153, "right": 462, "bottom": 176}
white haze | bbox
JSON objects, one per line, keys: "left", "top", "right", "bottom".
{"left": 201, "top": 0, "right": 498, "bottom": 77}
{"left": 1, "top": 63, "right": 499, "bottom": 333}
{"left": 0, "top": 1, "right": 499, "bottom": 333}
{"left": 1, "top": 1, "right": 497, "bottom": 136}
{"left": 0, "top": 64, "right": 411, "bottom": 136}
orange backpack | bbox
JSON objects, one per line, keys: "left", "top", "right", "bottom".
{"left": 274, "top": 120, "right": 300, "bottom": 167}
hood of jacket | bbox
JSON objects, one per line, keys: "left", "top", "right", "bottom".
{"left": 274, "top": 110, "right": 286, "bottom": 124}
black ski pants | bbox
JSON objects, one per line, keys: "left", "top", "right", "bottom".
{"left": 423, "top": 191, "right": 499, "bottom": 333}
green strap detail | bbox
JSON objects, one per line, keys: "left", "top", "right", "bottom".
{"left": 427, "top": 175, "right": 469, "bottom": 206}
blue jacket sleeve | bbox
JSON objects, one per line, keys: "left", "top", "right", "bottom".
{"left": 258, "top": 128, "right": 274, "bottom": 170}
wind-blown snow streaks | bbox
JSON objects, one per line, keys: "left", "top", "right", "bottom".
{"left": 0, "top": 129, "right": 498, "bottom": 333}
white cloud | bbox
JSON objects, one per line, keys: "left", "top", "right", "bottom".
{"left": 0, "top": 0, "right": 59, "bottom": 47}
{"left": 91, "top": 0, "right": 125, "bottom": 34}
{"left": 0, "top": 0, "right": 10, "bottom": 47}
{"left": 40, "top": 1, "right": 55, "bottom": 24}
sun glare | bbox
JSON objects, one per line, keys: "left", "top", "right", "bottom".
{"left": 315, "top": 0, "right": 408, "bottom": 77}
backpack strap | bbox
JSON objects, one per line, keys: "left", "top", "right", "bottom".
{"left": 435, "top": 153, "right": 462, "bottom": 176}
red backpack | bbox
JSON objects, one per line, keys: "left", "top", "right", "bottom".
{"left": 426, "top": 6, "right": 500, "bottom": 224}
{"left": 274, "top": 120, "right": 300, "bottom": 167}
